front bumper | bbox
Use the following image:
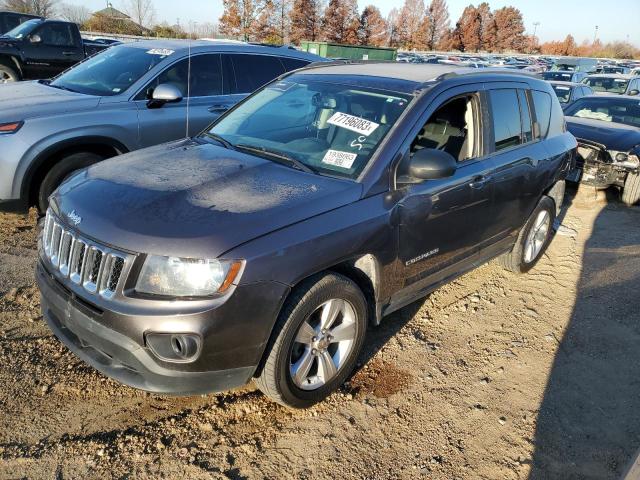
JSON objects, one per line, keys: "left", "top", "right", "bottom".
{"left": 37, "top": 261, "right": 287, "bottom": 395}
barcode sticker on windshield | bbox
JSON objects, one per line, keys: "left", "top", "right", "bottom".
{"left": 322, "top": 150, "right": 358, "bottom": 169}
{"left": 327, "top": 112, "right": 379, "bottom": 136}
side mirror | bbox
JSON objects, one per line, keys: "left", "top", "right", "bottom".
{"left": 29, "top": 34, "right": 41, "bottom": 44}
{"left": 629, "top": 89, "right": 639, "bottom": 96}
{"left": 147, "top": 83, "right": 183, "bottom": 109}
{"left": 408, "top": 148, "right": 457, "bottom": 181}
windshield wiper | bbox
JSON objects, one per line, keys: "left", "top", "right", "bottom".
{"left": 40, "top": 80, "right": 78, "bottom": 94}
{"left": 203, "top": 132, "right": 235, "bottom": 150}
{"left": 234, "top": 144, "right": 316, "bottom": 174}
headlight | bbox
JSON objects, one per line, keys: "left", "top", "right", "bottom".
{"left": 136, "top": 256, "right": 243, "bottom": 297}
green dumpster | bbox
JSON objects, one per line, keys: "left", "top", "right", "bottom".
{"left": 299, "top": 41, "right": 397, "bottom": 61}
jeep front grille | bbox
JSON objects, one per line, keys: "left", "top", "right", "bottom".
{"left": 42, "top": 209, "right": 129, "bottom": 299}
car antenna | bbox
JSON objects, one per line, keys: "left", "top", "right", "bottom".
{"left": 185, "top": 37, "right": 192, "bottom": 138}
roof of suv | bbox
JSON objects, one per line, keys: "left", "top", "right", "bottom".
{"left": 299, "top": 62, "right": 537, "bottom": 83}
{"left": 587, "top": 73, "right": 634, "bottom": 79}
{"left": 118, "top": 39, "right": 323, "bottom": 62}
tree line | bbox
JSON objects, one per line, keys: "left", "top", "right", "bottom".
{"left": 220, "top": 0, "right": 532, "bottom": 52}
{"left": 220, "top": 0, "right": 639, "bottom": 58}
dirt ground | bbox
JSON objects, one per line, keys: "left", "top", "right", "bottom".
{"left": 1, "top": 186, "right": 639, "bottom": 480}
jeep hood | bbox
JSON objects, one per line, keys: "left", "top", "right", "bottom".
{"left": 52, "top": 140, "right": 362, "bottom": 259}
{"left": 566, "top": 117, "right": 640, "bottom": 152}
{"left": 0, "top": 81, "right": 100, "bottom": 121}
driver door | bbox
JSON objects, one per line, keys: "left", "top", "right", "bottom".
{"left": 135, "top": 53, "right": 229, "bottom": 148}
{"left": 394, "top": 86, "right": 497, "bottom": 300}
{"left": 22, "top": 22, "right": 82, "bottom": 79}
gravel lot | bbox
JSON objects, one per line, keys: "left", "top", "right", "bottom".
{"left": 1, "top": 187, "right": 639, "bottom": 480}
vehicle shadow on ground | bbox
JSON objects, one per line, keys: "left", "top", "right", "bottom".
{"left": 529, "top": 189, "right": 640, "bottom": 479}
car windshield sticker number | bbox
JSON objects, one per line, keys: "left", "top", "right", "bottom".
{"left": 322, "top": 150, "right": 358, "bottom": 169}
{"left": 147, "top": 48, "right": 175, "bottom": 56}
{"left": 327, "top": 112, "right": 379, "bottom": 136}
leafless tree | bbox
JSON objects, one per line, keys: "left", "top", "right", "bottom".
{"left": 123, "top": 0, "right": 156, "bottom": 30}
{"left": 58, "top": 3, "right": 90, "bottom": 26}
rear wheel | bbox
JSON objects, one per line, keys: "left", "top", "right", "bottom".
{"left": 0, "top": 62, "right": 19, "bottom": 83}
{"left": 37, "top": 152, "right": 105, "bottom": 213}
{"left": 498, "top": 196, "right": 556, "bottom": 273}
{"left": 621, "top": 172, "right": 640, "bottom": 206}
{"left": 255, "top": 273, "right": 367, "bottom": 408}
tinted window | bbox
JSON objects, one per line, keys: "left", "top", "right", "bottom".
{"left": 281, "top": 57, "right": 310, "bottom": 72}
{"left": 489, "top": 89, "right": 522, "bottom": 151}
{"left": 229, "top": 54, "right": 285, "bottom": 93}
{"left": 518, "top": 90, "right": 533, "bottom": 142}
{"left": 144, "top": 54, "right": 223, "bottom": 98}
{"left": 36, "top": 23, "right": 75, "bottom": 47}
{"left": 531, "top": 90, "right": 552, "bottom": 138}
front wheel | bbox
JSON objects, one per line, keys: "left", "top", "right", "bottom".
{"left": 255, "top": 273, "right": 368, "bottom": 408}
{"left": 622, "top": 172, "right": 640, "bottom": 206}
{"left": 37, "top": 152, "right": 105, "bottom": 213}
{"left": 0, "top": 62, "right": 19, "bottom": 83}
{"left": 498, "top": 196, "right": 556, "bottom": 274}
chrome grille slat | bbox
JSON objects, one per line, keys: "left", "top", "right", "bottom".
{"left": 41, "top": 209, "right": 128, "bottom": 299}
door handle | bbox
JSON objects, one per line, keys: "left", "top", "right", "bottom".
{"left": 62, "top": 51, "right": 77, "bottom": 56}
{"left": 208, "top": 104, "right": 230, "bottom": 113}
{"left": 469, "top": 175, "right": 492, "bottom": 189}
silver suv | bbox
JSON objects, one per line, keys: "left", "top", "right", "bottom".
{"left": 0, "top": 40, "right": 323, "bottom": 212}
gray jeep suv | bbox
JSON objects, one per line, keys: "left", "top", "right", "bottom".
{"left": 38, "top": 63, "right": 576, "bottom": 408}
{"left": 0, "top": 40, "right": 323, "bottom": 212}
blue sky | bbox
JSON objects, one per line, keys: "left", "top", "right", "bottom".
{"left": 83, "top": 0, "right": 639, "bottom": 46}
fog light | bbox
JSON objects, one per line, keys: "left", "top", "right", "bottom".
{"left": 146, "top": 333, "right": 201, "bottom": 363}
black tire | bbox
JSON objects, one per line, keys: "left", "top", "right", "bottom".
{"left": 37, "top": 152, "right": 104, "bottom": 213}
{"left": 255, "top": 272, "right": 368, "bottom": 409}
{"left": 0, "top": 62, "right": 19, "bottom": 83}
{"left": 498, "top": 196, "right": 556, "bottom": 274}
{"left": 622, "top": 172, "right": 640, "bottom": 206}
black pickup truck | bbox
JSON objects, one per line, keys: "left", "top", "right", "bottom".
{"left": 0, "top": 18, "right": 113, "bottom": 82}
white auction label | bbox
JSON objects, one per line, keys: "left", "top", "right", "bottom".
{"left": 322, "top": 150, "right": 358, "bottom": 169}
{"left": 327, "top": 112, "right": 379, "bottom": 136}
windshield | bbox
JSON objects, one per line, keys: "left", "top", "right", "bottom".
{"left": 50, "top": 45, "right": 174, "bottom": 96}
{"left": 552, "top": 84, "right": 572, "bottom": 103}
{"left": 543, "top": 72, "right": 573, "bottom": 81}
{"left": 583, "top": 77, "right": 629, "bottom": 94}
{"left": 207, "top": 77, "right": 412, "bottom": 179}
{"left": 3, "top": 19, "right": 40, "bottom": 39}
{"left": 565, "top": 98, "right": 640, "bottom": 128}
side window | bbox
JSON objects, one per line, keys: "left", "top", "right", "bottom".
{"left": 140, "top": 54, "right": 223, "bottom": 99}
{"left": 280, "top": 57, "right": 310, "bottom": 72}
{"left": 518, "top": 90, "right": 533, "bottom": 143}
{"left": 531, "top": 90, "right": 552, "bottom": 139}
{"left": 36, "top": 23, "right": 75, "bottom": 47}
{"left": 410, "top": 94, "right": 479, "bottom": 162}
{"left": 572, "top": 88, "right": 582, "bottom": 101}
{"left": 187, "top": 54, "right": 223, "bottom": 97}
{"left": 229, "top": 54, "right": 286, "bottom": 94}
{"left": 489, "top": 89, "right": 522, "bottom": 151}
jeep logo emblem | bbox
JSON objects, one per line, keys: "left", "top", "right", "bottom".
{"left": 67, "top": 210, "right": 82, "bottom": 226}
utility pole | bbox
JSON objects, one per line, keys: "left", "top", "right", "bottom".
{"left": 593, "top": 25, "right": 599, "bottom": 44}
{"left": 533, "top": 22, "right": 540, "bottom": 39}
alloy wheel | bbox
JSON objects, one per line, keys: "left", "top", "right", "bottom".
{"left": 524, "top": 210, "right": 550, "bottom": 264}
{"left": 289, "top": 298, "right": 357, "bottom": 391}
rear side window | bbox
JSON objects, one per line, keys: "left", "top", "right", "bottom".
{"left": 489, "top": 89, "right": 522, "bottom": 151}
{"left": 281, "top": 57, "right": 310, "bottom": 72}
{"left": 4, "top": 14, "right": 21, "bottom": 31}
{"left": 517, "top": 90, "right": 533, "bottom": 143}
{"left": 229, "top": 54, "right": 286, "bottom": 94}
{"left": 531, "top": 90, "right": 552, "bottom": 138}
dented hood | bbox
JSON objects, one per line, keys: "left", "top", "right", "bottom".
{"left": 566, "top": 117, "right": 640, "bottom": 152}
{"left": 52, "top": 140, "right": 362, "bottom": 259}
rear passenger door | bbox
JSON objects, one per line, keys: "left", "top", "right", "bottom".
{"left": 487, "top": 86, "right": 549, "bottom": 240}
